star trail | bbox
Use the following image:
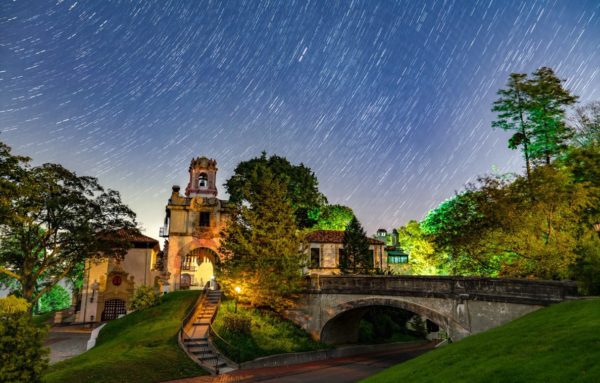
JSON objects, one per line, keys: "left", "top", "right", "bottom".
{"left": 1, "top": 0, "right": 599, "bottom": 236}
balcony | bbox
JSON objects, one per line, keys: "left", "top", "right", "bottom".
{"left": 159, "top": 226, "right": 168, "bottom": 237}
{"left": 181, "top": 265, "right": 197, "bottom": 272}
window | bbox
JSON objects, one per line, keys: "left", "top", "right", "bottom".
{"left": 338, "top": 248, "right": 345, "bottom": 267}
{"left": 368, "top": 249, "right": 374, "bottom": 268}
{"left": 310, "top": 248, "right": 320, "bottom": 268}
{"left": 198, "top": 173, "right": 208, "bottom": 188}
{"left": 388, "top": 255, "right": 409, "bottom": 264}
{"left": 199, "top": 212, "right": 210, "bottom": 227}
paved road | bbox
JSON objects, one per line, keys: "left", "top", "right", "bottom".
{"left": 45, "top": 327, "right": 92, "bottom": 364}
{"left": 166, "top": 341, "right": 436, "bottom": 383}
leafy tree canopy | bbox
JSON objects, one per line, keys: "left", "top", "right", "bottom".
{"left": 0, "top": 140, "right": 138, "bottom": 311}
{"left": 220, "top": 168, "right": 304, "bottom": 311}
{"left": 0, "top": 295, "right": 49, "bottom": 382}
{"left": 312, "top": 204, "right": 354, "bottom": 231}
{"left": 224, "top": 152, "right": 327, "bottom": 228}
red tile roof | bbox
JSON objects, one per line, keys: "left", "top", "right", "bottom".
{"left": 100, "top": 229, "right": 159, "bottom": 245}
{"left": 305, "top": 230, "right": 384, "bottom": 245}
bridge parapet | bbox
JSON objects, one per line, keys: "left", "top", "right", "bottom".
{"left": 307, "top": 275, "right": 577, "bottom": 305}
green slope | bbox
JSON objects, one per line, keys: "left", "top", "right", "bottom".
{"left": 362, "top": 298, "right": 600, "bottom": 383}
{"left": 44, "top": 290, "right": 206, "bottom": 383}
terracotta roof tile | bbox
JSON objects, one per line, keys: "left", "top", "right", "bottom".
{"left": 305, "top": 230, "right": 384, "bottom": 245}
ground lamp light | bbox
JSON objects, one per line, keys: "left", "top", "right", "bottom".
{"left": 594, "top": 222, "right": 600, "bottom": 237}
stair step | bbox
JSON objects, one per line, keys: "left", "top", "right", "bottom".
{"left": 198, "top": 354, "right": 218, "bottom": 361}
{"left": 192, "top": 322, "right": 210, "bottom": 326}
{"left": 188, "top": 343, "right": 210, "bottom": 349}
{"left": 184, "top": 337, "right": 208, "bottom": 342}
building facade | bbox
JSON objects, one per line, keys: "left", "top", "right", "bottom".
{"left": 304, "top": 230, "right": 387, "bottom": 274}
{"left": 160, "top": 156, "right": 231, "bottom": 291}
{"left": 75, "top": 231, "right": 160, "bottom": 323}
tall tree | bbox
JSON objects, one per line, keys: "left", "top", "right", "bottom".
{"left": 341, "top": 216, "right": 372, "bottom": 274}
{"left": 526, "top": 67, "right": 578, "bottom": 164}
{"left": 219, "top": 168, "right": 303, "bottom": 311}
{"left": 492, "top": 73, "right": 533, "bottom": 181}
{"left": 225, "top": 152, "right": 327, "bottom": 228}
{"left": 0, "top": 141, "right": 138, "bottom": 310}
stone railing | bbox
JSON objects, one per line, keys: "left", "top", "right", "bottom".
{"left": 306, "top": 275, "right": 578, "bottom": 305}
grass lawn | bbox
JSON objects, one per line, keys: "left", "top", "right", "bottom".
{"left": 44, "top": 290, "right": 206, "bottom": 383}
{"left": 212, "top": 299, "right": 329, "bottom": 362}
{"left": 362, "top": 298, "right": 600, "bottom": 383}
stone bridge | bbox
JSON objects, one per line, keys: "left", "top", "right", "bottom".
{"left": 286, "top": 275, "right": 578, "bottom": 344}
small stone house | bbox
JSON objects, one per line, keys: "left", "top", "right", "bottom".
{"left": 304, "top": 230, "right": 387, "bottom": 274}
{"left": 75, "top": 231, "right": 160, "bottom": 323}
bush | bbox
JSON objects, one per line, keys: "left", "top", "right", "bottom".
{"left": 36, "top": 285, "right": 71, "bottom": 314}
{"left": 222, "top": 313, "right": 251, "bottom": 335}
{"left": 0, "top": 296, "right": 49, "bottom": 383}
{"left": 128, "top": 286, "right": 160, "bottom": 311}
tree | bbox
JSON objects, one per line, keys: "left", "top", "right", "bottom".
{"left": 312, "top": 204, "right": 354, "bottom": 230}
{"left": 421, "top": 191, "right": 501, "bottom": 276}
{"left": 0, "top": 296, "right": 48, "bottom": 383}
{"left": 220, "top": 168, "right": 304, "bottom": 311}
{"left": 570, "top": 101, "right": 600, "bottom": 147}
{"left": 492, "top": 73, "right": 533, "bottom": 181}
{"left": 0, "top": 141, "right": 138, "bottom": 311}
{"left": 36, "top": 284, "right": 71, "bottom": 314}
{"left": 341, "top": 216, "right": 372, "bottom": 274}
{"left": 396, "top": 220, "right": 439, "bottom": 275}
{"left": 526, "top": 67, "right": 578, "bottom": 164}
{"left": 225, "top": 152, "right": 327, "bottom": 228}
{"left": 129, "top": 285, "right": 161, "bottom": 311}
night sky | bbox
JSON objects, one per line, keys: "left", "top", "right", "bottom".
{"left": 1, "top": 1, "right": 599, "bottom": 237}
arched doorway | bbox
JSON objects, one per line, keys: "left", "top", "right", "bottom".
{"left": 102, "top": 299, "right": 126, "bottom": 321}
{"left": 181, "top": 247, "right": 218, "bottom": 289}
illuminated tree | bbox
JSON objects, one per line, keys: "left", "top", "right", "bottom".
{"left": 526, "top": 67, "right": 578, "bottom": 165}
{"left": 493, "top": 73, "right": 533, "bottom": 181}
{"left": 396, "top": 220, "right": 439, "bottom": 275}
{"left": 312, "top": 204, "right": 354, "bottom": 230}
{"left": 220, "top": 168, "right": 303, "bottom": 310}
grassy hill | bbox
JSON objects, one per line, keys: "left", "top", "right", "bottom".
{"left": 44, "top": 290, "right": 206, "bottom": 383}
{"left": 362, "top": 298, "right": 600, "bottom": 383}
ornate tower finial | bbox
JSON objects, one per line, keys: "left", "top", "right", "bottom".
{"left": 185, "top": 156, "right": 218, "bottom": 197}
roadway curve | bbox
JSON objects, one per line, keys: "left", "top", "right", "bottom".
{"left": 164, "top": 341, "right": 436, "bottom": 383}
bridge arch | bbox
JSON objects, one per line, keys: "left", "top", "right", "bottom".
{"left": 319, "top": 297, "right": 469, "bottom": 344}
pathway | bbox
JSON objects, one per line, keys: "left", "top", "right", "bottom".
{"left": 44, "top": 326, "right": 93, "bottom": 364}
{"left": 182, "top": 289, "right": 234, "bottom": 374}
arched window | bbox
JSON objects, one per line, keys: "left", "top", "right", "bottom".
{"left": 198, "top": 173, "right": 208, "bottom": 188}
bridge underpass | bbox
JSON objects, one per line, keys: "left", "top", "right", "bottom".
{"left": 287, "top": 275, "right": 578, "bottom": 343}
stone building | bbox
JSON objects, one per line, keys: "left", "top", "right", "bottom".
{"left": 75, "top": 230, "right": 160, "bottom": 323}
{"left": 160, "top": 156, "right": 231, "bottom": 291}
{"left": 304, "top": 230, "right": 387, "bottom": 274}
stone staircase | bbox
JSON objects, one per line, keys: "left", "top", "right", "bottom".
{"left": 181, "top": 289, "right": 236, "bottom": 375}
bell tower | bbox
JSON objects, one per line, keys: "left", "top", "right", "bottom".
{"left": 185, "top": 156, "right": 218, "bottom": 198}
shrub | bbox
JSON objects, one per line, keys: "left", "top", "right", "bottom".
{"left": 128, "top": 286, "right": 160, "bottom": 311}
{"left": 222, "top": 313, "right": 251, "bottom": 335}
{"left": 0, "top": 296, "right": 49, "bottom": 383}
{"left": 36, "top": 285, "right": 71, "bottom": 314}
